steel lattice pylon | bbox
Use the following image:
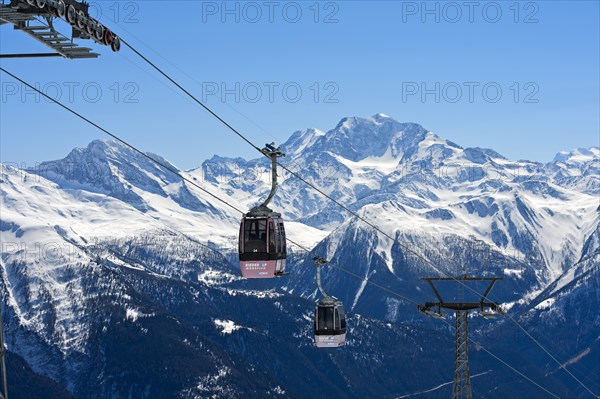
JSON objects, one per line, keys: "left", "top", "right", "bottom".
{"left": 418, "top": 275, "right": 504, "bottom": 399}
{"left": 452, "top": 310, "right": 472, "bottom": 399}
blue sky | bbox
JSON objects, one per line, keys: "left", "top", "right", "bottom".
{"left": 1, "top": 0, "right": 599, "bottom": 169}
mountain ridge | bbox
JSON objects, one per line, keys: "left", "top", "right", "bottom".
{"left": 1, "top": 114, "right": 598, "bottom": 398}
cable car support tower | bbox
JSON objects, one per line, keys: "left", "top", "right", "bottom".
{"left": 418, "top": 272, "right": 504, "bottom": 399}
{"left": 0, "top": 0, "right": 121, "bottom": 59}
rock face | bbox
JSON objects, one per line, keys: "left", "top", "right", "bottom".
{"left": 1, "top": 115, "right": 598, "bottom": 398}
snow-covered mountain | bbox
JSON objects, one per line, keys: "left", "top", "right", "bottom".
{"left": 1, "top": 114, "right": 598, "bottom": 398}
{"left": 199, "top": 114, "right": 598, "bottom": 283}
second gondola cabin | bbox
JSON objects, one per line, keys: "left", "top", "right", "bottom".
{"left": 314, "top": 297, "right": 346, "bottom": 347}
